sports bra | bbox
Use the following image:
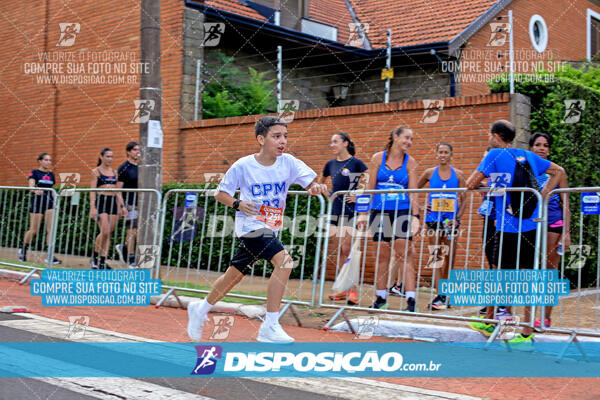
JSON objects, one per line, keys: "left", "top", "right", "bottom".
{"left": 96, "top": 170, "right": 117, "bottom": 187}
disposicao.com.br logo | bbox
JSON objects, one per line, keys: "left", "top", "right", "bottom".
{"left": 190, "top": 344, "right": 441, "bottom": 377}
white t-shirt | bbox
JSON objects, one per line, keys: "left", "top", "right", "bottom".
{"left": 217, "top": 153, "right": 317, "bottom": 237}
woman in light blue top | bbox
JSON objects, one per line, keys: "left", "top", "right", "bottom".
{"left": 358, "top": 126, "right": 420, "bottom": 312}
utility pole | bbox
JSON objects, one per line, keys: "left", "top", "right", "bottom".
{"left": 384, "top": 29, "right": 391, "bottom": 103}
{"left": 508, "top": 10, "right": 514, "bottom": 94}
{"left": 138, "top": 0, "right": 162, "bottom": 263}
{"left": 277, "top": 46, "right": 282, "bottom": 107}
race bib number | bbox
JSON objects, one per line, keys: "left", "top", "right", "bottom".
{"left": 431, "top": 198, "right": 455, "bottom": 212}
{"left": 256, "top": 205, "right": 284, "bottom": 229}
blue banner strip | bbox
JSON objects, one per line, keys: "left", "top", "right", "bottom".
{"left": 0, "top": 342, "right": 598, "bottom": 378}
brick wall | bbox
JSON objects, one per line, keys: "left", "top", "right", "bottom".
{"left": 459, "top": 0, "right": 600, "bottom": 96}
{"left": 180, "top": 93, "right": 512, "bottom": 281}
{"left": 0, "top": 0, "right": 184, "bottom": 186}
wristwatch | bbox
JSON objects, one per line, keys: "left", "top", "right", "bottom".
{"left": 232, "top": 199, "right": 240, "bottom": 210}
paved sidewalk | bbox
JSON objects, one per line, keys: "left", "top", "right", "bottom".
{"left": 1, "top": 278, "right": 599, "bottom": 399}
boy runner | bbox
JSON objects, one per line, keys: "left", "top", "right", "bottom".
{"left": 187, "top": 116, "right": 327, "bottom": 343}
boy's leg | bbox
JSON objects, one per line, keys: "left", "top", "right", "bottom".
{"left": 257, "top": 248, "right": 296, "bottom": 343}
{"left": 206, "top": 266, "right": 244, "bottom": 305}
{"left": 266, "top": 249, "right": 294, "bottom": 312}
{"left": 187, "top": 266, "right": 243, "bottom": 341}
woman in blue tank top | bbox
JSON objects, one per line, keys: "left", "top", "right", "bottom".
{"left": 357, "top": 126, "right": 420, "bottom": 312}
{"left": 417, "top": 143, "right": 466, "bottom": 311}
{"left": 529, "top": 132, "right": 571, "bottom": 329}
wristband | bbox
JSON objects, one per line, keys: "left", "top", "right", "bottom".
{"left": 412, "top": 214, "right": 421, "bottom": 219}
{"left": 232, "top": 199, "right": 240, "bottom": 211}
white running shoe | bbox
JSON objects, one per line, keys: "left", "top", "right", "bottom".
{"left": 187, "top": 302, "right": 206, "bottom": 341}
{"left": 256, "top": 322, "right": 295, "bottom": 343}
{"left": 115, "top": 244, "right": 126, "bottom": 265}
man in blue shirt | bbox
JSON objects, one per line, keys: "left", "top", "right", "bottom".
{"left": 466, "top": 120, "right": 565, "bottom": 349}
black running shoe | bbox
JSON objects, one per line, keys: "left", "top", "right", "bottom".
{"left": 370, "top": 296, "right": 388, "bottom": 310}
{"left": 429, "top": 295, "right": 448, "bottom": 311}
{"left": 404, "top": 297, "right": 416, "bottom": 312}
{"left": 18, "top": 249, "right": 26, "bottom": 262}
{"left": 99, "top": 261, "right": 112, "bottom": 270}
{"left": 388, "top": 283, "right": 405, "bottom": 297}
{"left": 44, "top": 257, "right": 62, "bottom": 265}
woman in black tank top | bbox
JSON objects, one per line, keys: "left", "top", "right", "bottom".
{"left": 89, "top": 148, "right": 127, "bottom": 269}
{"left": 19, "top": 153, "right": 61, "bottom": 265}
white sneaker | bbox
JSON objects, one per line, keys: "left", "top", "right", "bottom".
{"left": 187, "top": 302, "right": 206, "bottom": 341}
{"left": 256, "top": 322, "right": 295, "bottom": 343}
{"left": 115, "top": 244, "right": 126, "bottom": 265}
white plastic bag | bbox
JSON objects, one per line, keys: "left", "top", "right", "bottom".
{"left": 332, "top": 240, "right": 362, "bottom": 292}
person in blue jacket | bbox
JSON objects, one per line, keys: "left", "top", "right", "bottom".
{"left": 466, "top": 120, "right": 565, "bottom": 349}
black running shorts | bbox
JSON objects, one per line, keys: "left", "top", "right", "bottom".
{"left": 230, "top": 229, "right": 285, "bottom": 274}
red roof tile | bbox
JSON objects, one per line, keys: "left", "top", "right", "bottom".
{"left": 196, "top": 0, "right": 499, "bottom": 48}
{"left": 309, "top": 0, "right": 356, "bottom": 46}
{"left": 203, "top": 0, "right": 267, "bottom": 22}
{"left": 347, "top": 0, "right": 497, "bottom": 48}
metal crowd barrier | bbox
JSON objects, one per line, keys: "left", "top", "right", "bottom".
{"left": 0, "top": 186, "right": 59, "bottom": 283}
{"left": 50, "top": 188, "right": 162, "bottom": 272}
{"left": 539, "top": 187, "right": 600, "bottom": 345}
{"left": 155, "top": 189, "right": 325, "bottom": 317}
{"left": 319, "top": 187, "right": 546, "bottom": 340}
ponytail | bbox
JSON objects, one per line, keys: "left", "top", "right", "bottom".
{"left": 97, "top": 147, "right": 111, "bottom": 166}
{"left": 334, "top": 132, "right": 356, "bottom": 156}
{"left": 385, "top": 126, "right": 409, "bottom": 151}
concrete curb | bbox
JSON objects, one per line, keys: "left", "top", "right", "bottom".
{"left": 0, "top": 268, "right": 40, "bottom": 282}
{"left": 331, "top": 318, "right": 600, "bottom": 342}
{"left": 150, "top": 293, "right": 266, "bottom": 319}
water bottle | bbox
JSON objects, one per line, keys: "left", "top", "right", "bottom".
{"left": 443, "top": 218, "right": 452, "bottom": 237}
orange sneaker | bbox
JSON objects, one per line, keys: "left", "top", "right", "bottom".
{"left": 329, "top": 290, "right": 348, "bottom": 301}
{"left": 347, "top": 289, "right": 359, "bottom": 305}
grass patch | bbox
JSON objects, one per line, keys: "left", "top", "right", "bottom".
{"left": 0, "top": 259, "right": 46, "bottom": 273}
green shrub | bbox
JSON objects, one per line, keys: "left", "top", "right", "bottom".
{"left": 0, "top": 184, "right": 324, "bottom": 282}
{"left": 159, "top": 182, "right": 324, "bottom": 281}
{"left": 202, "top": 50, "right": 277, "bottom": 118}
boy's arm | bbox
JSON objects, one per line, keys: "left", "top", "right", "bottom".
{"left": 305, "top": 178, "right": 327, "bottom": 195}
{"left": 214, "top": 190, "right": 259, "bottom": 217}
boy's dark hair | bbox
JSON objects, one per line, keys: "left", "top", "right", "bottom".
{"left": 37, "top": 152, "right": 49, "bottom": 161}
{"left": 126, "top": 141, "right": 139, "bottom": 152}
{"left": 490, "top": 120, "right": 515, "bottom": 143}
{"left": 255, "top": 116, "right": 287, "bottom": 138}
{"left": 528, "top": 131, "right": 552, "bottom": 148}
